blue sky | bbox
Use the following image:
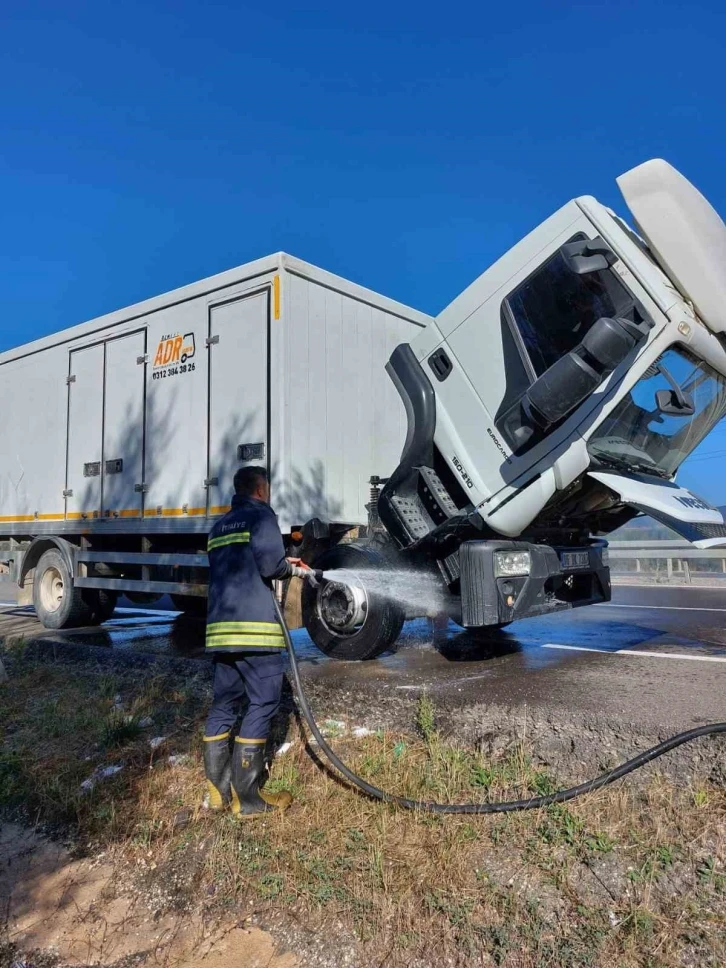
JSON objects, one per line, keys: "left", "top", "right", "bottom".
{"left": 2, "top": 0, "right": 726, "bottom": 500}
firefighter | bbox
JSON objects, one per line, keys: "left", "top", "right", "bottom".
{"left": 202, "top": 465, "right": 313, "bottom": 817}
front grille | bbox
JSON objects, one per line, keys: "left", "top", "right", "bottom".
{"left": 636, "top": 506, "right": 726, "bottom": 543}
{"left": 693, "top": 522, "right": 726, "bottom": 539}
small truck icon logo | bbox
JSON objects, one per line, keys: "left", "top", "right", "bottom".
{"left": 180, "top": 333, "right": 195, "bottom": 363}
{"left": 153, "top": 332, "right": 196, "bottom": 367}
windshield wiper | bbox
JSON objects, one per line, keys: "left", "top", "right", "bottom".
{"left": 628, "top": 461, "right": 669, "bottom": 479}
{"left": 592, "top": 452, "right": 668, "bottom": 478}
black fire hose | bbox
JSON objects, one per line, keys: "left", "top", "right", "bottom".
{"left": 273, "top": 597, "right": 726, "bottom": 814}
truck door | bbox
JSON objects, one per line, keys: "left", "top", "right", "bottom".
{"left": 65, "top": 331, "right": 146, "bottom": 521}
{"left": 207, "top": 290, "right": 269, "bottom": 510}
{"left": 103, "top": 331, "right": 146, "bottom": 517}
{"left": 442, "top": 210, "right": 653, "bottom": 502}
{"left": 66, "top": 344, "right": 105, "bottom": 520}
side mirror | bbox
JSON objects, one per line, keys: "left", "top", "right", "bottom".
{"left": 655, "top": 388, "right": 695, "bottom": 416}
{"left": 559, "top": 236, "right": 617, "bottom": 275}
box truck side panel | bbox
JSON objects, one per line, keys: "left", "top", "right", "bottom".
{"left": 144, "top": 297, "right": 210, "bottom": 518}
{"left": 0, "top": 254, "right": 429, "bottom": 538}
{"left": 0, "top": 347, "right": 67, "bottom": 524}
{"left": 280, "top": 271, "right": 424, "bottom": 529}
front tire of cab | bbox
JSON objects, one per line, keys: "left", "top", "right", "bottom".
{"left": 301, "top": 544, "right": 405, "bottom": 660}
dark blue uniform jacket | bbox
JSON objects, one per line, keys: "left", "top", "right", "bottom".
{"left": 205, "top": 495, "right": 292, "bottom": 653}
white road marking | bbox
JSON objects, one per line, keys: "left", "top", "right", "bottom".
{"left": 597, "top": 603, "right": 726, "bottom": 612}
{"left": 542, "top": 643, "right": 726, "bottom": 663}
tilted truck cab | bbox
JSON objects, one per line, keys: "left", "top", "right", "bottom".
{"left": 372, "top": 159, "right": 726, "bottom": 638}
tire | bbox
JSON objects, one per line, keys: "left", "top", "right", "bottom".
{"left": 453, "top": 621, "right": 512, "bottom": 634}
{"left": 125, "top": 592, "right": 164, "bottom": 606}
{"left": 171, "top": 594, "right": 208, "bottom": 617}
{"left": 86, "top": 589, "right": 119, "bottom": 625}
{"left": 32, "top": 549, "right": 95, "bottom": 630}
{"left": 452, "top": 621, "right": 513, "bottom": 643}
{"left": 301, "top": 544, "right": 405, "bottom": 660}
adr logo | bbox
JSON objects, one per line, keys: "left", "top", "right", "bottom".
{"left": 153, "top": 333, "right": 196, "bottom": 368}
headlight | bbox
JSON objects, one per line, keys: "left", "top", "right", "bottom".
{"left": 494, "top": 550, "right": 531, "bottom": 577}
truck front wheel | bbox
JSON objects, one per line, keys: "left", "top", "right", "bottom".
{"left": 32, "top": 549, "right": 96, "bottom": 629}
{"left": 301, "top": 544, "right": 405, "bottom": 660}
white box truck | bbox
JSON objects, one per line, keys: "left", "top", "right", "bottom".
{"left": 0, "top": 255, "right": 430, "bottom": 637}
{"left": 3, "top": 159, "right": 726, "bottom": 660}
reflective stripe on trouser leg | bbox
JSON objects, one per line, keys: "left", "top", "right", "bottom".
{"left": 235, "top": 652, "right": 285, "bottom": 743}
{"left": 205, "top": 621, "right": 285, "bottom": 651}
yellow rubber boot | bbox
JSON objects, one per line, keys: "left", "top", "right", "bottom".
{"left": 230, "top": 738, "right": 292, "bottom": 817}
{"left": 202, "top": 732, "right": 232, "bottom": 810}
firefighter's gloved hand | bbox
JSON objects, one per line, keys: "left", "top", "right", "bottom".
{"left": 287, "top": 559, "right": 314, "bottom": 582}
{"left": 287, "top": 560, "right": 323, "bottom": 587}
{"left": 289, "top": 565, "right": 311, "bottom": 580}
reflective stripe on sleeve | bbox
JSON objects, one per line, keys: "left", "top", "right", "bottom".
{"left": 207, "top": 531, "right": 251, "bottom": 552}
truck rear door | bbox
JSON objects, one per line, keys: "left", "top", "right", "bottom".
{"left": 66, "top": 344, "right": 105, "bottom": 520}
{"left": 103, "top": 331, "right": 146, "bottom": 518}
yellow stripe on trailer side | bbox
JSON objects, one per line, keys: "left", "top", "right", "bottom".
{"left": 273, "top": 274, "right": 281, "bottom": 320}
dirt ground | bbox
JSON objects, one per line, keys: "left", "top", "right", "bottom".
{"left": 1, "top": 641, "right": 724, "bottom": 968}
{"left": 1, "top": 824, "right": 297, "bottom": 968}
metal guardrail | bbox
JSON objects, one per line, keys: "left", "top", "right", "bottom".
{"left": 607, "top": 540, "right": 726, "bottom": 582}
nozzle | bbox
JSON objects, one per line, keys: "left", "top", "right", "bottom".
{"left": 308, "top": 569, "right": 324, "bottom": 588}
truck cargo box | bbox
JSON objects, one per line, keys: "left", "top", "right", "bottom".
{"left": 0, "top": 253, "right": 430, "bottom": 535}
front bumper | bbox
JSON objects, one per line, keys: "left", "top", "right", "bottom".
{"left": 458, "top": 540, "right": 610, "bottom": 627}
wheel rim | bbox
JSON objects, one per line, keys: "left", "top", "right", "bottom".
{"left": 39, "top": 566, "right": 65, "bottom": 614}
{"left": 316, "top": 575, "right": 368, "bottom": 637}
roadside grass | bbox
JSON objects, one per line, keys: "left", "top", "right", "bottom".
{"left": 1, "top": 647, "right": 724, "bottom": 968}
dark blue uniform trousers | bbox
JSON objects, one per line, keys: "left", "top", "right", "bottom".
{"left": 204, "top": 651, "right": 285, "bottom": 741}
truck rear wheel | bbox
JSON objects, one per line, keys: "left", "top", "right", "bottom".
{"left": 170, "top": 594, "right": 207, "bottom": 617}
{"left": 32, "top": 549, "right": 95, "bottom": 630}
{"left": 301, "top": 544, "right": 405, "bottom": 660}
{"left": 125, "top": 591, "right": 164, "bottom": 606}
{"left": 86, "top": 589, "right": 119, "bottom": 624}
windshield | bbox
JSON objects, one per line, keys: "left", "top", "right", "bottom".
{"left": 588, "top": 346, "right": 726, "bottom": 477}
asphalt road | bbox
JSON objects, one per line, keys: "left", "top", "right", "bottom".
{"left": 1, "top": 581, "right": 725, "bottom": 731}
